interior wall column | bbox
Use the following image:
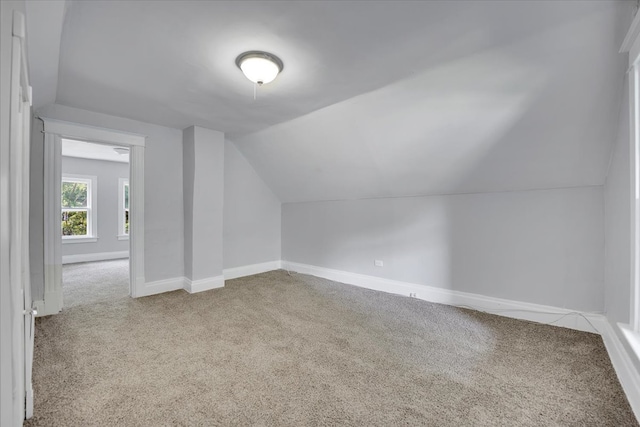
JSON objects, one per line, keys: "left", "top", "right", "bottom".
{"left": 182, "top": 126, "right": 225, "bottom": 292}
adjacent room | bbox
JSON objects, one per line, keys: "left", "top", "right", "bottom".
{"left": 60, "top": 139, "right": 130, "bottom": 307}
{"left": 1, "top": 0, "right": 640, "bottom": 426}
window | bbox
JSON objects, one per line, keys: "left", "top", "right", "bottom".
{"left": 622, "top": 9, "right": 640, "bottom": 337}
{"left": 61, "top": 174, "right": 97, "bottom": 242}
{"left": 118, "top": 178, "right": 129, "bottom": 239}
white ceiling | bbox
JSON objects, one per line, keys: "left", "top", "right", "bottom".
{"left": 62, "top": 139, "right": 129, "bottom": 163}
{"left": 26, "top": 1, "right": 634, "bottom": 202}
{"left": 232, "top": 1, "right": 633, "bottom": 202}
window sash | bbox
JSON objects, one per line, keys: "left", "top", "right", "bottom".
{"left": 62, "top": 174, "right": 96, "bottom": 238}
{"left": 61, "top": 208, "right": 90, "bottom": 237}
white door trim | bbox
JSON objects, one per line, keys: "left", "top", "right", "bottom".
{"left": 40, "top": 118, "right": 146, "bottom": 302}
{"left": 40, "top": 132, "right": 62, "bottom": 316}
{"left": 41, "top": 118, "right": 146, "bottom": 147}
{"left": 6, "top": 9, "right": 34, "bottom": 423}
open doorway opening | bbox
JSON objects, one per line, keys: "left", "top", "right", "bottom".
{"left": 38, "top": 118, "right": 145, "bottom": 315}
{"left": 60, "top": 139, "right": 130, "bottom": 308}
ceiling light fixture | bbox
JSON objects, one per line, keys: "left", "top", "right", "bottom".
{"left": 235, "top": 51, "right": 284, "bottom": 86}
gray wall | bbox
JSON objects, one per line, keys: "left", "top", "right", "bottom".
{"left": 61, "top": 156, "right": 129, "bottom": 258}
{"left": 604, "top": 73, "right": 632, "bottom": 325}
{"left": 283, "top": 186, "right": 604, "bottom": 312}
{"left": 224, "top": 140, "right": 281, "bottom": 269}
{"left": 37, "top": 104, "right": 184, "bottom": 282}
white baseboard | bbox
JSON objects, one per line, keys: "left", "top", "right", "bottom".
{"left": 223, "top": 260, "right": 282, "bottom": 280}
{"left": 138, "top": 276, "right": 184, "bottom": 297}
{"left": 184, "top": 275, "right": 225, "bottom": 294}
{"left": 139, "top": 261, "right": 281, "bottom": 298}
{"left": 62, "top": 251, "right": 129, "bottom": 265}
{"left": 281, "top": 261, "right": 604, "bottom": 334}
{"left": 600, "top": 323, "right": 640, "bottom": 420}
{"left": 34, "top": 290, "right": 63, "bottom": 317}
{"left": 141, "top": 275, "right": 225, "bottom": 297}
{"left": 33, "top": 300, "right": 45, "bottom": 315}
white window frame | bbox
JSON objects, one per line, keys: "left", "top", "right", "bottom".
{"left": 118, "top": 178, "right": 129, "bottom": 240}
{"left": 622, "top": 12, "right": 640, "bottom": 333}
{"left": 61, "top": 173, "right": 97, "bottom": 243}
{"left": 618, "top": 9, "right": 640, "bottom": 376}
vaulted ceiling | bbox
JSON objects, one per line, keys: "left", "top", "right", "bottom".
{"left": 26, "top": 1, "right": 634, "bottom": 202}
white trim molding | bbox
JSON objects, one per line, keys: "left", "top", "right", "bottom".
{"left": 140, "top": 275, "right": 225, "bottom": 297}
{"left": 223, "top": 260, "right": 282, "bottom": 281}
{"left": 184, "top": 275, "right": 225, "bottom": 294}
{"left": 40, "top": 118, "right": 146, "bottom": 147}
{"left": 138, "top": 277, "right": 185, "bottom": 298}
{"left": 128, "top": 145, "right": 145, "bottom": 297}
{"left": 62, "top": 251, "right": 129, "bottom": 265}
{"left": 139, "top": 261, "right": 284, "bottom": 298}
{"left": 42, "top": 132, "right": 62, "bottom": 316}
{"left": 281, "top": 261, "right": 604, "bottom": 334}
{"left": 623, "top": 7, "right": 640, "bottom": 335}
{"left": 62, "top": 237, "right": 98, "bottom": 244}
{"left": 41, "top": 118, "right": 146, "bottom": 301}
{"left": 602, "top": 323, "right": 640, "bottom": 420}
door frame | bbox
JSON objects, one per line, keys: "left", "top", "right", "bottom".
{"left": 4, "top": 8, "right": 33, "bottom": 423}
{"left": 37, "top": 119, "right": 146, "bottom": 315}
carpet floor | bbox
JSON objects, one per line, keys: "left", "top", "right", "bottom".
{"left": 62, "top": 258, "right": 129, "bottom": 308}
{"left": 25, "top": 264, "right": 637, "bottom": 426}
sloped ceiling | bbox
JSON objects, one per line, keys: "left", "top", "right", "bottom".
{"left": 25, "top": 0, "right": 66, "bottom": 109}
{"left": 29, "top": 1, "right": 633, "bottom": 203}
{"left": 231, "top": 1, "right": 633, "bottom": 202}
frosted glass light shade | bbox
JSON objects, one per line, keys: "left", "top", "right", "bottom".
{"left": 236, "top": 51, "right": 283, "bottom": 85}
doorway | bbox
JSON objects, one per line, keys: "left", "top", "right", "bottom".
{"left": 60, "top": 139, "right": 131, "bottom": 307}
{"left": 38, "top": 118, "right": 145, "bottom": 316}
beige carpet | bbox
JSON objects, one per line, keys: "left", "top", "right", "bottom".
{"left": 25, "top": 264, "right": 637, "bottom": 426}
{"left": 61, "top": 258, "right": 130, "bottom": 308}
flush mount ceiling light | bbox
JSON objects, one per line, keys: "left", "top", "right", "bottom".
{"left": 235, "top": 51, "right": 284, "bottom": 86}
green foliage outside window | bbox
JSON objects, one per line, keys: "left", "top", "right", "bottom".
{"left": 62, "top": 211, "right": 87, "bottom": 236}
{"left": 62, "top": 181, "right": 88, "bottom": 208}
{"left": 62, "top": 180, "right": 89, "bottom": 236}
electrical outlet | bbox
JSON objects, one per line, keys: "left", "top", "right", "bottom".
{"left": 409, "top": 293, "right": 417, "bottom": 298}
{"left": 374, "top": 260, "right": 383, "bottom": 267}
